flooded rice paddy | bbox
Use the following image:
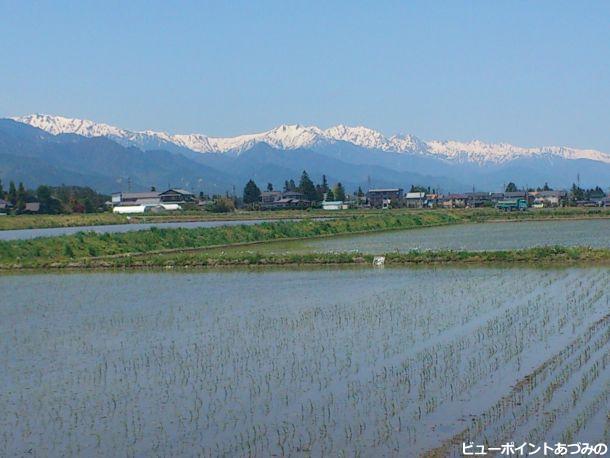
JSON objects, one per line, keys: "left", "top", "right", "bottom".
{"left": 213, "top": 218, "right": 610, "bottom": 255}
{"left": 1, "top": 267, "right": 608, "bottom": 456}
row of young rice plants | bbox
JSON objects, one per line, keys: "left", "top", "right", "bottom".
{"left": 0, "top": 267, "right": 608, "bottom": 456}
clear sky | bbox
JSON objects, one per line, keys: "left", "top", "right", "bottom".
{"left": 2, "top": 1, "right": 609, "bottom": 151}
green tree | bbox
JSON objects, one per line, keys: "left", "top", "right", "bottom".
{"left": 505, "top": 182, "right": 518, "bottom": 193}
{"left": 84, "top": 197, "right": 95, "bottom": 213}
{"left": 571, "top": 183, "right": 584, "bottom": 201}
{"left": 16, "top": 182, "right": 26, "bottom": 212}
{"left": 206, "top": 197, "right": 235, "bottom": 213}
{"left": 37, "top": 185, "right": 56, "bottom": 214}
{"left": 357, "top": 186, "right": 364, "bottom": 198}
{"left": 243, "top": 179, "right": 262, "bottom": 205}
{"left": 266, "top": 182, "right": 274, "bottom": 192}
{"left": 0, "top": 179, "right": 4, "bottom": 200}
{"left": 321, "top": 174, "right": 329, "bottom": 193}
{"left": 409, "top": 185, "right": 428, "bottom": 193}
{"left": 325, "top": 188, "right": 335, "bottom": 201}
{"left": 298, "top": 171, "right": 318, "bottom": 202}
{"left": 8, "top": 181, "right": 17, "bottom": 205}
{"left": 333, "top": 182, "right": 346, "bottom": 201}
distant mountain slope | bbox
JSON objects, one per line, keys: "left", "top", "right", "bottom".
{"left": 15, "top": 114, "right": 610, "bottom": 165}
{"left": 5, "top": 114, "right": 610, "bottom": 191}
{"left": 0, "top": 120, "right": 235, "bottom": 193}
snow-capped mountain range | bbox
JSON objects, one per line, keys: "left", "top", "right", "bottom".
{"left": 13, "top": 114, "right": 610, "bottom": 165}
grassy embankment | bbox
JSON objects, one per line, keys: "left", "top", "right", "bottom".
{"left": 1, "top": 206, "right": 609, "bottom": 230}
{"left": 0, "top": 208, "right": 390, "bottom": 230}
{"left": 1, "top": 210, "right": 609, "bottom": 270}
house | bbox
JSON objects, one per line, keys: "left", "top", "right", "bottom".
{"left": 367, "top": 188, "right": 403, "bottom": 208}
{"left": 587, "top": 189, "right": 607, "bottom": 205}
{"left": 270, "top": 198, "right": 311, "bottom": 209}
{"left": 261, "top": 191, "right": 312, "bottom": 209}
{"left": 490, "top": 192, "right": 506, "bottom": 204}
{"left": 158, "top": 188, "right": 195, "bottom": 203}
{"left": 112, "top": 191, "right": 161, "bottom": 206}
{"left": 424, "top": 193, "right": 440, "bottom": 208}
{"left": 23, "top": 202, "right": 41, "bottom": 213}
{"left": 441, "top": 194, "right": 467, "bottom": 208}
{"left": 0, "top": 199, "right": 9, "bottom": 213}
{"left": 465, "top": 192, "right": 492, "bottom": 208}
{"left": 503, "top": 191, "right": 532, "bottom": 204}
{"left": 112, "top": 203, "right": 180, "bottom": 214}
{"left": 531, "top": 190, "right": 567, "bottom": 207}
{"left": 260, "top": 191, "right": 282, "bottom": 205}
{"left": 405, "top": 192, "right": 426, "bottom": 208}
{"left": 322, "top": 201, "right": 348, "bottom": 210}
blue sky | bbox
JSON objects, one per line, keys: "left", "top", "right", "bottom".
{"left": 2, "top": 1, "right": 610, "bottom": 151}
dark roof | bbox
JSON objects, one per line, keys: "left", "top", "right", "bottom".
{"left": 120, "top": 192, "right": 160, "bottom": 199}
{"left": 159, "top": 188, "right": 194, "bottom": 196}
{"left": 465, "top": 192, "right": 491, "bottom": 198}
{"left": 504, "top": 191, "right": 527, "bottom": 198}
{"left": 537, "top": 190, "right": 567, "bottom": 197}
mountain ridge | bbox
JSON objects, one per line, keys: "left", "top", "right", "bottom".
{"left": 13, "top": 114, "right": 610, "bottom": 165}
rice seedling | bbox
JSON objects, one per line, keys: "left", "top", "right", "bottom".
{"left": 0, "top": 266, "right": 607, "bottom": 456}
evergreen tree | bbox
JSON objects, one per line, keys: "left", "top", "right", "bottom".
{"left": 150, "top": 186, "right": 157, "bottom": 192}
{"left": 409, "top": 185, "right": 427, "bottom": 193}
{"left": 0, "top": 179, "right": 3, "bottom": 200}
{"left": 16, "top": 182, "right": 26, "bottom": 212}
{"left": 84, "top": 197, "right": 95, "bottom": 213}
{"left": 571, "top": 183, "right": 585, "bottom": 201}
{"left": 333, "top": 182, "right": 346, "bottom": 201}
{"left": 243, "top": 179, "right": 262, "bottom": 205}
{"left": 321, "top": 174, "right": 329, "bottom": 193}
{"left": 288, "top": 179, "right": 296, "bottom": 191}
{"left": 505, "top": 182, "right": 518, "bottom": 193}
{"left": 8, "top": 181, "right": 16, "bottom": 205}
{"left": 37, "top": 185, "right": 54, "bottom": 213}
{"left": 325, "top": 188, "right": 335, "bottom": 201}
{"left": 298, "top": 171, "right": 318, "bottom": 201}
{"left": 266, "top": 182, "right": 274, "bottom": 192}
{"left": 357, "top": 186, "right": 364, "bottom": 198}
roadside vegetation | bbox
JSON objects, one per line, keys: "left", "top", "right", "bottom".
{"left": 80, "top": 246, "right": 610, "bottom": 270}
{"left": 1, "top": 205, "right": 608, "bottom": 231}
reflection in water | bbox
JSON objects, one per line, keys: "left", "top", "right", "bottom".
{"left": 1, "top": 267, "right": 608, "bottom": 456}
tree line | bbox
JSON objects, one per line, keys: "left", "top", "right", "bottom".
{"left": 243, "top": 171, "right": 363, "bottom": 206}
{"left": 0, "top": 179, "right": 109, "bottom": 214}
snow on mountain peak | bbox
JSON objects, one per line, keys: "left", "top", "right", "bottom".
{"left": 11, "top": 114, "right": 610, "bottom": 165}
{"left": 426, "top": 139, "right": 610, "bottom": 164}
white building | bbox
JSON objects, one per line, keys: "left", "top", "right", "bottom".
{"left": 322, "top": 201, "right": 348, "bottom": 210}
{"left": 112, "top": 203, "right": 182, "bottom": 214}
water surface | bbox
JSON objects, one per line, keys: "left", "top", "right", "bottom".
{"left": 215, "top": 218, "right": 610, "bottom": 254}
{"left": 1, "top": 267, "right": 608, "bottom": 456}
